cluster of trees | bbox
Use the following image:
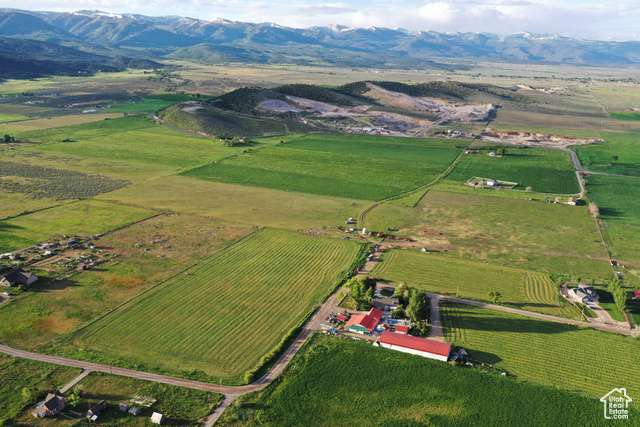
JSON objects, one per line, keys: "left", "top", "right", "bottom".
{"left": 340, "top": 276, "right": 377, "bottom": 301}
{"left": 393, "top": 283, "right": 430, "bottom": 336}
{"left": 608, "top": 280, "right": 628, "bottom": 314}
{"left": 3, "top": 134, "right": 14, "bottom": 142}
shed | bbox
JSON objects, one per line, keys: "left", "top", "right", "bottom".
{"left": 77, "top": 263, "right": 87, "bottom": 272}
{"left": 119, "top": 401, "right": 130, "bottom": 412}
{"left": 633, "top": 290, "right": 640, "bottom": 300}
{"left": 395, "top": 325, "right": 409, "bottom": 335}
{"left": 151, "top": 412, "right": 165, "bottom": 424}
{"left": 86, "top": 400, "right": 107, "bottom": 418}
{"left": 379, "top": 331, "right": 452, "bottom": 362}
{"left": 128, "top": 406, "right": 142, "bottom": 416}
{"left": 486, "top": 179, "right": 498, "bottom": 186}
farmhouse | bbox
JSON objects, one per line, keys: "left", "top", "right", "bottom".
{"left": 345, "top": 307, "right": 384, "bottom": 334}
{"left": 378, "top": 331, "right": 452, "bottom": 362}
{"left": 0, "top": 268, "right": 37, "bottom": 287}
{"left": 569, "top": 286, "right": 598, "bottom": 303}
{"left": 32, "top": 391, "right": 67, "bottom": 418}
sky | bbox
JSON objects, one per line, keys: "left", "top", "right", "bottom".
{"left": 4, "top": 0, "right": 640, "bottom": 41}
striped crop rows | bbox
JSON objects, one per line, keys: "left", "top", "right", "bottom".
{"left": 78, "top": 228, "right": 360, "bottom": 380}
{"left": 522, "top": 273, "right": 580, "bottom": 319}
{"left": 441, "top": 303, "right": 640, "bottom": 403}
{"left": 373, "top": 250, "right": 525, "bottom": 303}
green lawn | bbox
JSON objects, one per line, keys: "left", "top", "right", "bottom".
{"left": 0, "top": 200, "right": 153, "bottom": 252}
{"left": 442, "top": 302, "right": 640, "bottom": 403}
{"left": 218, "top": 333, "right": 619, "bottom": 426}
{"left": 76, "top": 228, "right": 362, "bottom": 381}
{"left": 182, "top": 140, "right": 459, "bottom": 200}
{"left": 373, "top": 249, "right": 582, "bottom": 319}
{"left": 445, "top": 147, "right": 579, "bottom": 194}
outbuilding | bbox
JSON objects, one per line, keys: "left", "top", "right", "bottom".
{"left": 378, "top": 331, "right": 452, "bottom": 362}
{"left": 345, "top": 308, "right": 384, "bottom": 334}
{"left": 151, "top": 412, "right": 165, "bottom": 424}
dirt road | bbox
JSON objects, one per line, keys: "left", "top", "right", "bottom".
{"left": 425, "top": 292, "right": 631, "bottom": 335}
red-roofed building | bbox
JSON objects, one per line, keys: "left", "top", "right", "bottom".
{"left": 395, "top": 325, "right": 409, "bottom": 335}
{"left": 336, "top": 314, "right": 348, "bottom": 322}
{"left": 379, "top": 331, "right": 452, "bottom": 362}
{"left": 345, "top": 308, "right": 384, "bottom": 334}
{"left": 634, "top": 290, "right": 640, "bottom": 299}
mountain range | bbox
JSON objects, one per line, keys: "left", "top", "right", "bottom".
{"left": 2, "top": 8, "right": 640, "bottom": 78}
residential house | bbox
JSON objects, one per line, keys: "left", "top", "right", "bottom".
{"left": 32, "top": 391, "right": 67, "bottom": 418}
{"left": 0, "top": 269, "right": 37, "bottom": 287}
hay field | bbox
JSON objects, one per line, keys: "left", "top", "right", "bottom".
{"left": 5, "top": 113, "right": 125, "bottom": 131}
{"left": 77, "top": 228, "right": 361, "bottom": 380}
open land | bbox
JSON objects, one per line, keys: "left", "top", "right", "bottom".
{"left": 0, "top": 61, "right": 640, "bottom": 424}
{"left": 75, "top": 228, "right": 361, "bottom": 381}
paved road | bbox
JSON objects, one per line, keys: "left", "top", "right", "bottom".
{"left": 554, "top": 146, "right": 640, "bottom": 179}
{"left": 425, "top": 293, "right": 631, "bottom": 335}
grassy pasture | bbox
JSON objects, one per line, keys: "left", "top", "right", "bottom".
{"left": 13, "top": 372, "right": 222, "bottom": 426}
{"left": 0, "top": 188, "right": 66, "bottom": 221}
{"left": 588, "top": 175, "right": 640, "bottom": 226}
{"left": 373, "top": 250, "right": 581, "bottom": 319}
{"left": 37, "top": 130, "right": 244, "bottom": 170}
{"left": 445, "top": 147, "right": 579, "bottom": 194}
{"left": 610, "top": 112, "right": 640, "bottom": 121}
{"left": 18, "top": 115, "right": 156, "bottom": 141}
{"left": 397, "top": 191, "right": 610, "bottom": 277}
{"left": 575, "top": 131, "right": 640, "bottom": 177}
{"left": 442, "top": 302, "right": 640, "bottom": 403}
{"left": 98, "top": 175, "right": 367, "bottom": 230}
{"left": 0, "top": 200, "right": 153, "bottom": 252}
{"left": 0, "top": 356, "right": 78, "bottom": 424}
{"left": 0, "top": 113, "right": 28, "bottom": 122}
{"left": 0, "top": 214, "right": 252, "bottom": 350}
{"left": 4, "top": 113, "right": 125, "bottom": 131}
{"left": 77, "top": 228, "right": 361, "bottom": 381}
{"left": 282, "top": 134, "right": 463, "bottom": 163}
{"left": 109, "top": 94, "right": 196, "bottom": 112}
{"left": 183, "top": 140, "right": 459, "bottom": 200}
{"left": 219, "top": 333, "right": 613, "bottom": 427}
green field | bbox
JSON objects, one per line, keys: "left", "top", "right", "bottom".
{"left": 444, "top": 147, "right": 579, "bottom": 194}
{"left": 575, "top": 131, "right": 640, "bottom": 176}
{"left": 588, "top": 174, "right": 640, "bottom": 226}
{"left": 396, "top": 190, "right": 611, "bottom": 277}
{"left": 98, "top": 175, "right": 368, "bottom": 230}
{"left": 182, "top": 136, "right": 461, "bottom": 200}
{"left": 109, "top": 94, "right": 197, "bottom": 112}
{"left": 0, "top": 200, "right": 153, "bottom": 252}
{"left": 373, "top": 250, "right": 582, "bottom": 319}
{"left": 218, "top": 333, "right": 618, "bottom": 426}
{"left": 610, "top": 111, "right": 640, "bottom": 121}
{"left": 77, "top": 228, "right": 361, "bottom": 381}
{"left": 442, "top": 303, "right": 640, "bottom": 403}
{"left": 37, "top": 129, "right": 245, "bottom": 169}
